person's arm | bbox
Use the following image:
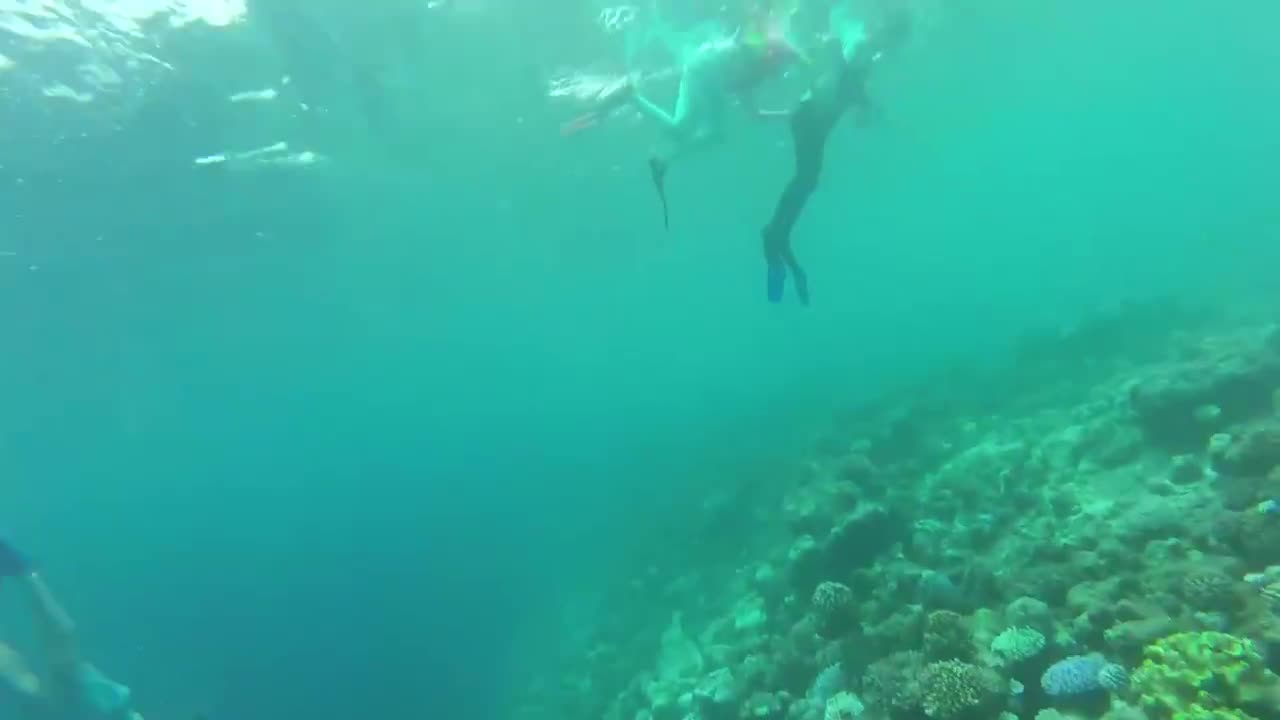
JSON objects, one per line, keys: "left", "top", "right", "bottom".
{"left": 0, "top": 542, "right": 84, "bottom": 705}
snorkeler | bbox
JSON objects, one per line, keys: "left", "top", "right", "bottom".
{"left": 563, "top": 8, "right": 807, "bottom": 228}
{"left": 0, "top": 538, "right": 143, "bottom": 720}
{"left": 759, "top": 6, "right": 912, "bottom": 304}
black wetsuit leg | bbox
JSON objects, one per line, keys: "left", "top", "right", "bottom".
{"left": 762, "top": 102, "right": 835, "bottom": 304}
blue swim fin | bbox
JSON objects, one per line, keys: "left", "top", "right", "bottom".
{"left": 767, "top": 264, "right": 786, "bottom": 303}
{"left": 792, "top": 264, "right": 810, "bottom": 306}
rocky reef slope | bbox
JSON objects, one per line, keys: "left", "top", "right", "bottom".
{"left": 520, "top": 307, "right": 1280, "bottom": 720}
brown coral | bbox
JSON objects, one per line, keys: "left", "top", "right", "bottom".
{"left": 1222, "top": 426, "right": 1280, "bottom": 475}
{"left": 812, "top": 581, "right": 853, "bottom": 612}
{"left": 812, "top": 581, "right": 855, "bottom": 637}
{"left": 839, "top": 454, "right": 877, "bottom": 483}
{"left": 1229, "top": 511, "right": 1280, "bottom": 567}
{"left": 862, "top": 651, "right": 925, "bottom": 712}
{"left": 918, "top": 660, "right": 1002, "bottom": 720}
{"left": 1181, "top": 570, "right": 1237, "bottom": 611}
{"left": 923, "top": 610, "right": 973, "bottom": 661}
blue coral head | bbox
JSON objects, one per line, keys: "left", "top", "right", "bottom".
{"left": 1041, "top": 656, "right": 1107, "bottom": 696}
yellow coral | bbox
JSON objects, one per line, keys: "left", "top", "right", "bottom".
{"left": 1131, "top": 632, "right": 1279, "bottom": 720}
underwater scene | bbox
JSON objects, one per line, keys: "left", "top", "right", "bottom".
{"left": 2, "top": 1, "right": 1280, "bottom": 720}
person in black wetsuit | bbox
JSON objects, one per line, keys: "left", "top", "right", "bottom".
{"left": 761, "top": 8, "right": 913, "bottom": 304}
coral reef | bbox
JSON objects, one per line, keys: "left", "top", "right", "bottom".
{"left": 822, "top": 691, "right": 864, "bottom": 720}
{"left": 1041, "top": 655, "right": 1107, "bottom": 697}
{"left": 1096, "top": 663, "right": 1129, "bottom": 692}
{"left": 1131, "top": 631, "right": 1280, "bottom": 720}
{"left": 808, "top": 663, "right": 845, "bottom": 706}
{"left": 812, "top": 582, "right": 855, "bottom": 636}
{"left": 862, "top": 650, "right": 924, "bottom": 714}
{"left": 514, "top": 312, "right": 1280, "bottom": 720}
{"left": 1218, "top": 425, "right": 1280, "bottom": 476}
{"left": 919, "top": 660, "right": 1003, "bottom": 719}
{"left": 924, "top": 610, "right": 974, "bottom": 661}
{"left": 991, "top": 626, "right": 1047, "bottom": 667}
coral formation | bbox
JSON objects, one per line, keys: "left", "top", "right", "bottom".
{"left": 808, "top": 663, "right": 845, "bottom": 706}
{"left": 514, "top": 314, "right": 1280, "bottom": 720}
{"left": 822, "top": 691, "right": 864, "bottom": 720}
{"left": 991, "top": 626, "right": 1046, "bottom": 666}
{"left": 1219, "top": 425, "right": 1280, "bottom": 476}
{"left": 1041, "top": 655, "right": 1107, "bottom": 697}
{"left": 1131, "top": 631, "right": 1280, "bottom": 720}
{"left": 1096, "top": 663, "right": 1129, "bottom": 692}
{"left": 812, "top": 582, "right": 854, "bottom": 636}
{"left": 919, "top": 660, "right": 1002, "bottom": 719}
{"left": 1181, "top": 570, "right": 1238, "bottom": 611}
{"left": 862, "top": 651, "right": 924, "bottom": 713}
{"left": 924, "top": 610, "right": 974, "bottom": 661}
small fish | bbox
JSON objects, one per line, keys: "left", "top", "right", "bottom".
{"left": 1258, "top": 499, "right": 1279, "bottom": 515}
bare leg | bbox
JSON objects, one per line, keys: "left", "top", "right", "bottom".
{"left": 631, "top": 91, "right": 680, "bottom": 130}
{"left": 0, "top": 642, "right": 41, "bottom": 697}
{"left": 15, "top": 572, "right": 135, "bottom": 717}
{"left": 0, "top": 542, "right": 140, "bottom": 720}
{"left": 21, "top": 573, "right": 79, "bottom": 675}
{"left": 0, "top": 572, "right": 76, "bottom": 716}
{"left": 632, "top": 66, "right": 714, "bottom": 140}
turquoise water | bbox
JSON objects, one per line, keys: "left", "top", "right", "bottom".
{"left": 1, "top": 1, "right": 1278, "bottom": 719}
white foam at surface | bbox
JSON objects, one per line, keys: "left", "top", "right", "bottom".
{"left": 0, "top": 0, "right": 245, "bottom": 97}
{"left": 78, "top": 0, "right": 247, "bottom": 30}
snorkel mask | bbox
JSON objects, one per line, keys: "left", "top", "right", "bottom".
{"left": 744, "top": 22, "right": 810, "bottom": 69}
